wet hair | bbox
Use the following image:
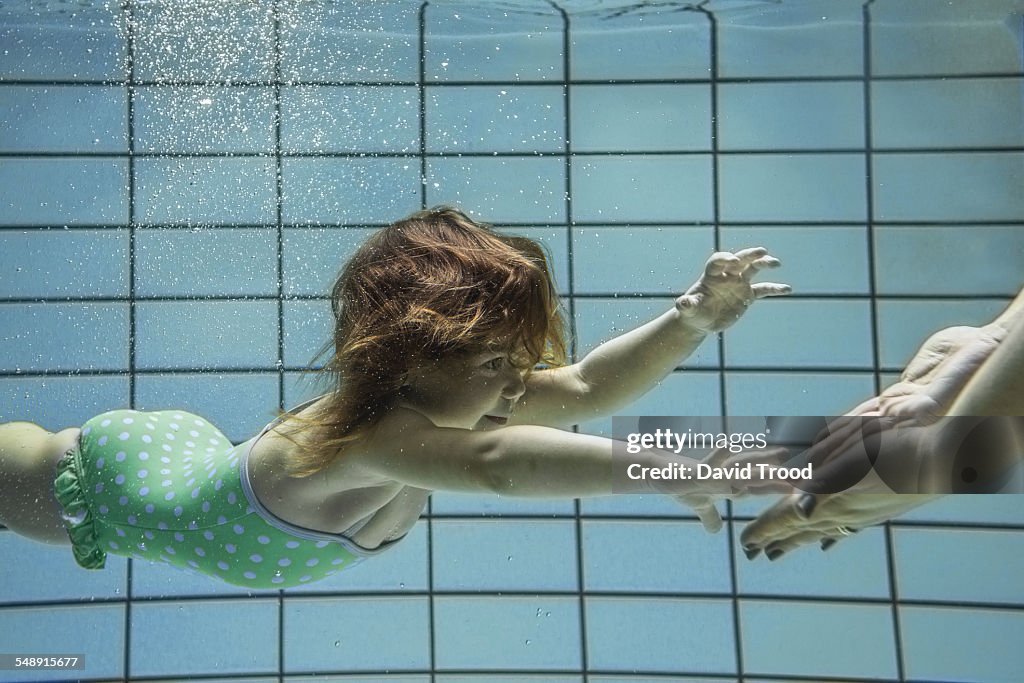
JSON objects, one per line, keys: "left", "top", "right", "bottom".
{"left": 276, "top": 206, "right": 568, "bottom": 476}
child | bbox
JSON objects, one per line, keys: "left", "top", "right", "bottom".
{"left": 0, "top": 207, "right": 791, "bottom": 588}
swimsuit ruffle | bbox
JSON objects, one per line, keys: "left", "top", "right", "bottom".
{"left": 53, "top": 448, "right": 106, "bottom": 570}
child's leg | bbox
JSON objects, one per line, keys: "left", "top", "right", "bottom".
{"left": 0, "top": 421, "right": 76, "bottom": 545}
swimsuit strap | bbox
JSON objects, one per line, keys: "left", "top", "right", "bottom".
{"left": 256, "top": 392, "right": 334, "bottom": 441}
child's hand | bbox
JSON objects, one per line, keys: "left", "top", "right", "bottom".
{"left": 675, "top": 248, "right": 790, "bottom": 333}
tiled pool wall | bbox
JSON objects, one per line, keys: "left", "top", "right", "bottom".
{"left": 1, "top": 0, "right": 1023, "bottom": 681}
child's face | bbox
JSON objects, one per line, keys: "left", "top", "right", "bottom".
{"left": 399, "top": 349, "right": 527, "bottom": 430}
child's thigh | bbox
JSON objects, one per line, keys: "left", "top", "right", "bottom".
{"left": 0, "top": 422, "right": 77, "bottom": 542}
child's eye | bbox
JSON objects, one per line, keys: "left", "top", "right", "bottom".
{"left": 483, "top": 357, "right": 505, "bottom": 371}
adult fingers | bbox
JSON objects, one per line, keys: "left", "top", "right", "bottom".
{"left": 763, "top": 529, "right": 825, "bottom": 561}
{"left": 739, "top": 494, "right": 807, "bottom": 550}
{"left": 678, "top": 495, "right": 724, "bottom": 533}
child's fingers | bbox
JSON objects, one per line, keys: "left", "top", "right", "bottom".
{"left": 705, "top": 252, "right": 742, "bottom": 277}
{"left": 733, "top": 247, "right": 769, "bottom": 263}
{"left": 747, "top": 255, "right": 781, "bottom": 272}
{"left": 750, "top": 282, "right": 792, "bottom": 298}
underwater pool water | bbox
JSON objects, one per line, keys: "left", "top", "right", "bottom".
{"left": 1, "top": 0, "right": 1023, "bottom": 681}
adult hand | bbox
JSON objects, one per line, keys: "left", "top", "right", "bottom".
{"left": 675, "top": 248, "right": 790, "bottom": 333}
{"left": 673, "top": 445, "right": 794, "bottom": 534}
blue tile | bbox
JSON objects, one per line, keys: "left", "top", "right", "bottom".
{"left": 132, "top": 556, "right": 278, "bottom": 599}
{"left": 135, "top": 158, "right": 277, "bottom": 226}
{"left": 724, "top": 372, "right": 876, "bottom": 416}
{"left": 720, "top": 154, "right": 866, "bottom": 223}
{"left": 133, "top": 1, "right": 275, "bottom": 82}
{"left": 434, "top": 596, "right": 581, "bottom": 670}
{"left": 0, "top": 229, "right": 129, "bottom": 299}
{"left": 433, "top": 520, "right": 578, "bottom": 591}
{"left": 720, "top": 226, "right": 870, "bottom": 295}
{"left": 895, "top": 527, "right": 1024, "bottom": 604}
{"left": 899, "top": 495, "right": 1024, "bottom": 525}
{"left": 571, "top": 156, "right": 713, "bottom": 223}
{"left": 872, "top": 78, "right": 1024, "bottom": 149}
{"left": 0, "top": 159, "right": 128, "bottom": 226}
{"left": 0, "top": 375, "right": 130, "bottom": 427}
{"left": 717, "top": 3, "right": 864, "bottom": 78}
{"left": 876, "top": 299, "right": 1009, "bottom": 369}
{"left": 871, "top": 1, "right": 1024, "bottom": 76}
{"left": 580, "top": 493, "right": 694, "bottom": 518}
{"left": 134, "top": 87, "right": 275, "bottom": 154}
{"left": 283, "top": 158, "right": 421, "bottom": 225}
{"left": 571, "top": 85, "right": 710, "bottom": 152}
{"left": 301, "top": 678, "right": 427, "bottom": 683}
{"left": 0, "top": 532, "right": 127, "bottom": 603}
{"left": 426, "top": 158, "right": 566, "bottom": 224}
{"left": 427, "top": 85, "right": 564, "bottom": 153}
{"left": 735, "top": 525, "right": 890, "bottom": 598}
{"left": 572, "top": 227, "right": 715, "bottom": 295}
{"left": 901, "top": 606, "right": 1024, "bottom": 682}
{"left": 0, "top": 7, "right": 127, "bottom": 81}
{"left": 0, "top": 302, "right": 129, "bottom": 372}
{"left": 718, "top": 83, "right": 863, "bottom": 150}
{"left": 582, "top": 520, "right": 731, "bottom": 593}
{"left": 279, "top": 2, "right": 420, "bottom": 83}
{"left": 571, "top": 12, "right": 710, "bottom": 80}
{"left": 741, "top": 600, "right": 897, "bottom": 679}
{"left": 133, "top": 372, "right": 279, "bottom": 444}
{"left": 437, "top": 677, "right": 578, "bottom": 683}
{"left": 873, "top": 153, "right": 1024, "bottom": 223}
{"left": 282, "top": 86, "right": 419, "bottom": 154}
{"left": 282, "top": 227, "right": 374, "bottom": 297}
{"left": 573, "top": 298, "right": 720, "bottom": 370}
{"left": 283, "top": 299, "right": 334, "bottom": 368}
{"left": 284, "top": 597, "right": 430, "bottom": 671}
{"left": 586, "top": 598, "right": 736, "bottom": 673}
{"left": 0, "top": 86, "right": 126, "bottom": 153}
{"left": 134, "top": 301, "right": 279, "bottom": 370}
{"left": 0, "top": 604, "right": 125, "bottom": 681}
{"left": 131, "top": 599, "right": 278, "bottom": 676}
{"left": 136, "top": 228, "right": 278, "bottom": 297}
{"left": 284, "top": 522, "right": 429, "bottom": 593}
{"left": 424, "top": 6, "right": 563, "bottom": 82}
{"left": 430, "top": 492, "right": 575, "bottom": 516}
{"left": 875, "top": 226, "right": 1024, "bottom": 296}
{"left": 725, "top": 299, "right": 873, "bottom": 368}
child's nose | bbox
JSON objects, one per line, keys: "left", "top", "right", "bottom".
{"left": 501, "top": 369, "right": 526, "bottom": 400}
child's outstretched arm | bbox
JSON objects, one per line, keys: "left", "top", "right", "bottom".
{"left": 514, "top": 249, "right": 790, "bottom": 427}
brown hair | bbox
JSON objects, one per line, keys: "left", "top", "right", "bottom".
{"left": 275, "top": 206, "right": 568, "bottom": 476}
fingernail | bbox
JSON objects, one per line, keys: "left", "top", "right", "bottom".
{"left": 767, "top": 548, "right": 785, "bottom": 561}
{"left": 744, "top": 547, "right": 761, "bottom": 560}
{"left": 820, "top": 538, "right": 837, "bottom": 551}
{"left": 796, "top": 494, "right": 816, "bottom": 519}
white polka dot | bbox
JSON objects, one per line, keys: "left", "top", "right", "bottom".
{"left": 137, "top": 469, "right": 148, "bottom": 478}
{"left": 189, "top": 430, "right": 199, "bottom": 438}
{"left": 206, "top": 447, "right": 215, "bottom": 453}
{"left": 173, "top": 506, "right": 183, "bottom": 517}
{"left": 145, "top": 504, "right": 155, "bottom": 513}
{"left": 115, "top": 451, "right": 126, "bottom": 462}
{"left": 142, "top": 435, "right": 152, "bottom": 443}
{"left": 250, "top": 554, "right": 263, "bottom": 563}
{"left": 191, "top": 488, "right": 200, "bottom": 498}
{"left": 146, "top": 423, "right": 156, "bottom": 430}
{"left": 331, "top": 557, "right": 345, "bottom": 565}
{"left": 99, "top": 505, "right": 109, "bottom": 514}
{"left": 162, "top": 445, "right": 172, "bottom": 453}
{"left": 257, "top": 535, "right": 270, "bottom": 545}
{"left": 186, "top": 478, "right": 195, "bottom": 487}
{"left": 243, "top": 571, "right": 256, "bottom": 580}
{"left": 162, "top": 479, "right": 172, "bottom": 487}
{"left": 233, "top": 525, "right": 245, "bottom": 534}
{"left": 118, "top": 496, "right": 128, "bottom": 506}
{"left": 195, "top": 547, "right": 205, "bottom": 557}
{"left": 305, "top": 558, "right": 319, "bottom": 567}
{"left": 173, "top": 532, "right": 184, "bottom": 542}
{"left": 164, "top": 491, "right": 175, "bottom": 501}
{"left": 214, "top": 479, "right": 223, "bottom": 491}
{"left": 193, "top": 419, "right": 203, "bottom": 426}
{"left": 278, "top": 558, "right": 292, "bottom": 567}
{"left": 285, "top": 541, "right": 300, "bottom": 549}
{"left": 83, "top": 426, "right": 93, "bottom": 435}
{"left": 201, "top": 501, "right": 211, "bottom": 513}
{"left": 143, "top": 531, "right": 154, "bottom": 540}
{"left": 100, "top": 420, "right": 111, "bottom": 428}
{"left": 108, "top": 541, "right": 119, "bottom": 550}
{"left": 227, "top": 492, "right": 236, "bottom": 505}
{"left": 160, "top": 456, "right": 170, "bottom": 464}
{"left": 95, "top": 457, "right": 105, "bottom": 469}
{"left": 165, "top": 433, "right": 175, "bottom": 441}
{"left": 187, "top": 560, "right": 199, "bottom": 569}
{"left": 217, "top": 515, "right": 226, "bottom": 524}
{"left": 299, "top": 575, "right": 312, "bottom": 582}
{"left": 217, "top": 561, "right": 229, "bottom": 571}
{"left": 95, "top": 483, "right": 104, "bottom": 494}
{"left": 209, "top": 437, "right": 219, "bottom": 445}
{"left": 122, "top": 417, "right": 134, "bottom": 424}
{"left": 174, "top": 414, "right": 183, "bottom": 420}
{"left": 118, "top": 432, "right": 130, "bottom": 441}
{"left": 225, "top": 543, "right": 237, "bottom": 554}
{"left": 325, "top": 570, "right": 337, "bottom": 576}
{"left": 170, "top": 423, "right": 180, "bottom": 431}
{"left": 164, "top": 546, "right": 175, "bottom": 555}
{"left": 188, "top": 521, "right": 197, "bottom": 530}
{"left": 271, "top": 576, "right": 284, "bottom": 584}
{"left": 186, "top": 442, "right": 195, "bottom": 448}
{"left": 115, "top": 528, "right": 126, "bottom": 537}
{"left": 98, "top": 436, "right": 108, "bottom": 446}
{"left": 139, "top": 486, "right": 149, "bottom": 496}
{"left": 202, "top": 531, "right": 214, "bottom": 541}
{"left": 138, "top": 451, "right": 149, "bottom": 461}
{"left": 315, "top": 541, "right": 329, "bottom": 549}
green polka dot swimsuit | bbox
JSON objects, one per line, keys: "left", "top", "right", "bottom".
{"left": 54, "top": 403, "right": 402, "bottom": 588}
